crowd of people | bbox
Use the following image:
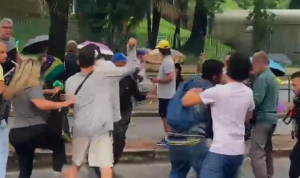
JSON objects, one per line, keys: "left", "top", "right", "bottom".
{"left": 0, "top": 17, "right": 300, "bottom": 178}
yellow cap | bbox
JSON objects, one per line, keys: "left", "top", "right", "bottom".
{"left": 156, "top": 40, "right": 170, "bottom": 49}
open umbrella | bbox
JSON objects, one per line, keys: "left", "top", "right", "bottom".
{"left": 144, "top": 49, "right": 186, "bottom": 64}
{"left": 250, "top": 57, "right": 285, "bottom": 77}
{"left": 269, "top": 60, "right": 285, "bottom": 76}
{"left": 78, "top": 41, "right": 113, "bottom": 56}
{"left": 21, "top": 35, "right": 48, "bottom": 55}
{"left": 268, "top": 53, "right": 292, "bottom": 64}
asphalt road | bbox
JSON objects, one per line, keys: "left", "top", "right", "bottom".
{"left": 5, "top": 158, "right": 291, "bottom": 178}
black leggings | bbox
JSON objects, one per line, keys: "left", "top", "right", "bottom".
{"left": 9, "top": 124, "right": 66, "bottom": 178}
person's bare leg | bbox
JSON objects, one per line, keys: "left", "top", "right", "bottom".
{"left": 100, "top": 167, "right": 113, "bottom": 178}
{"left": 162, "top": 117, "right": 172, "bottom": 142}
{"left": 64, "top": 164, "right": 80, "bottom": 178}
{"left": 162, "top": 118, "right": 171, "bottom": 132}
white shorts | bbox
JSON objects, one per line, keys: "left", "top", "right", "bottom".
{"left": 72, "top": 132, "right": 113, "bottom": 168}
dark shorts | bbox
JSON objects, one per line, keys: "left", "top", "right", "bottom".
{"left": 158, "top": 98, "right": 170, "bottom": 118}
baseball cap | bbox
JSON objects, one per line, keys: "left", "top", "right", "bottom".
{"left": 156, "top": 40, "right": 170, "bottom": 49}
{"left": 137, "top": 50, "right": 147, "bottom": 56}
{"left": 112, "top": 53, "right": 127, "bottom": 63}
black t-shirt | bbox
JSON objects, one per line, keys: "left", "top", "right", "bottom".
{"left": 64, "top": 53, "right": 80, "bottom": 81}
{"left": 293, "top": 97, "right": 300, "bottom": 138}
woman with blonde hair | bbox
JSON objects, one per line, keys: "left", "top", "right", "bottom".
{"left": 4, "top": 56, "right": 74, "bottom": 178}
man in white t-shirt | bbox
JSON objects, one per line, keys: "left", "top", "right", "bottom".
{"left": 182, "top": 52, "right": 255, "bottom": 178}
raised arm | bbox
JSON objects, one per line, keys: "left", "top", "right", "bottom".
{"left": 104, "top": 38, "right": 138, "bottom": 80}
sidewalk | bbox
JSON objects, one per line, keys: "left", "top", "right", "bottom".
{"left": 7, "top": 114, "right": 296, "bottom": 171}
{"left": 7, "top": 135, "right": 296, "bottom": 171}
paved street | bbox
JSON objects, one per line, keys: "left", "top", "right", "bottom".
{"left": 5, "top": 158, "right": 291, "bottom": 178}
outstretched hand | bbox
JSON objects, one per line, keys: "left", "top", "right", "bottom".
{"left": 60, "top": 94, "right": 76, "bottom": 107}
{"left": 51, "top": 87, "right": 61, "bottom": 97}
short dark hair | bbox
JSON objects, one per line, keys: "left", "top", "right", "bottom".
{"left": 158, "top": 48, "right": 171, "bottom": 56}
{"left": 227, "top": 52, "right": 252, "bottom": 82}
{"left": 202, "top": 59, "right": 224, "bottom": 81}
{"left": 78, "top": 45, "right": 97, "bottom": 68}
{"left": 291, "top": 71, "right": 300, "bottom": 79}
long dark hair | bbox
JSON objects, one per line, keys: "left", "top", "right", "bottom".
{"left": 175, "top": 63, "right": 182, "bottom": 77}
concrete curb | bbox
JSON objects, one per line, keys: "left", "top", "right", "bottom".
{"left": 6, "top": 147, "right": 291, "bottom": 171}
{"left": 9, "top": 110, "right": 287, "bottom": 118}
{"left": 131, "top": 111, "right": 288, "bottom": 118}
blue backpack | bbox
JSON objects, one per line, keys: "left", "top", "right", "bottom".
{"left": 167, "top": 76, "right": 214, "bottom": 137}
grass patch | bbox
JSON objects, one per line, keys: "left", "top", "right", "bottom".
{"left": 136, "top": 18, "right": 191, "bottom": 37}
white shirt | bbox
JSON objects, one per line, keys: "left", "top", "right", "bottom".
{"left": 200, "top": 82, "right": 255, "bottom": 155}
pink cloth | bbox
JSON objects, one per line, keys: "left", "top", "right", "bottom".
{"left": 276, "top": 102, "right": 286, "bottom": 112}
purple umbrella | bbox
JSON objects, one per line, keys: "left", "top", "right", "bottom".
{"left": 78, "top": 41, "right": 114, "bottom": 55}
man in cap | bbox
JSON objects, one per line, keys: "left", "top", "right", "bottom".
{"left": 150, "top": 40, "right": 176, "bottom": 147}
{"left": 111, "top": 52, "right": 146, "bottom": 165}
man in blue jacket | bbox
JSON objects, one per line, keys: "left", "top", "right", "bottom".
{"left": 168, "top": 59, "right": 224, "bottom": 178}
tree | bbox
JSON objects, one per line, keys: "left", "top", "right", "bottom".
{"left": 289, "top": 0, "right": 300, "bottom": 9}
{"left": 147, "top": 0, "right": 162, "bottom": 49}
{"left": 107, "top": 0, "right": 148, "bottom": 51}
{"left": 76, "top": 0, "right": 147, "bottom": 51}
{"left": 172, "top": 0, "right": 188, "bottom": 49}
{"left": 46, "top": 0, "right": 70, "bottom": 61}
{"left": 181, "top": 0, "right": 226, "bottom": 55}
{"left": 235, "top": 0, "right": 276, "bottom": 53}
{"left": 76, "top": 0, "right": 109, "bottom": 42}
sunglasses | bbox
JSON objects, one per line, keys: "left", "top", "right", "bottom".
{"left": 1, "top": 26, "right": 12, "bottom": 29}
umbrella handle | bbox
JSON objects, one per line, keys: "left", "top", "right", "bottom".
{"left": 4, "top": 67, "right": 15, "bottom": 78}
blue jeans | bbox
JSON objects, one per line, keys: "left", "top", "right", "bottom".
{"left": 169, "top": 139, "right": 209, "bottom": 178}
{"left": 199, "top": 152, "right": 243, "bottom": 178}
{"left": 3, "top": 104, "right": 10, "bottom": 124}
{"left": 0, "top": 120, "right": 8, "bottom": 178}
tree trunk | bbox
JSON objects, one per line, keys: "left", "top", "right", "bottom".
{"left": 182, "top": 0, "right": 207, "bottom": 55}
{"left": 76, "top": 0, "right": 108, "bottom": 42}
{"left": 289, "top": 0, "right": 300, "bottom": 9}
{"left": 173, "top": 18, "right": 180, "bottom": 49}
{"left": 147, "top": 5, "right": 152, "bottom": 48}
{"left": 46, "top": 0, "right": 70, "bottom": 61}
{"left": 149, "top": 1, "right": 161, "bottom": 49}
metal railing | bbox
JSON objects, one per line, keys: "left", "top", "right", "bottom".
{"left": 148, "top": 73, "right": 293, "bottom": 102}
